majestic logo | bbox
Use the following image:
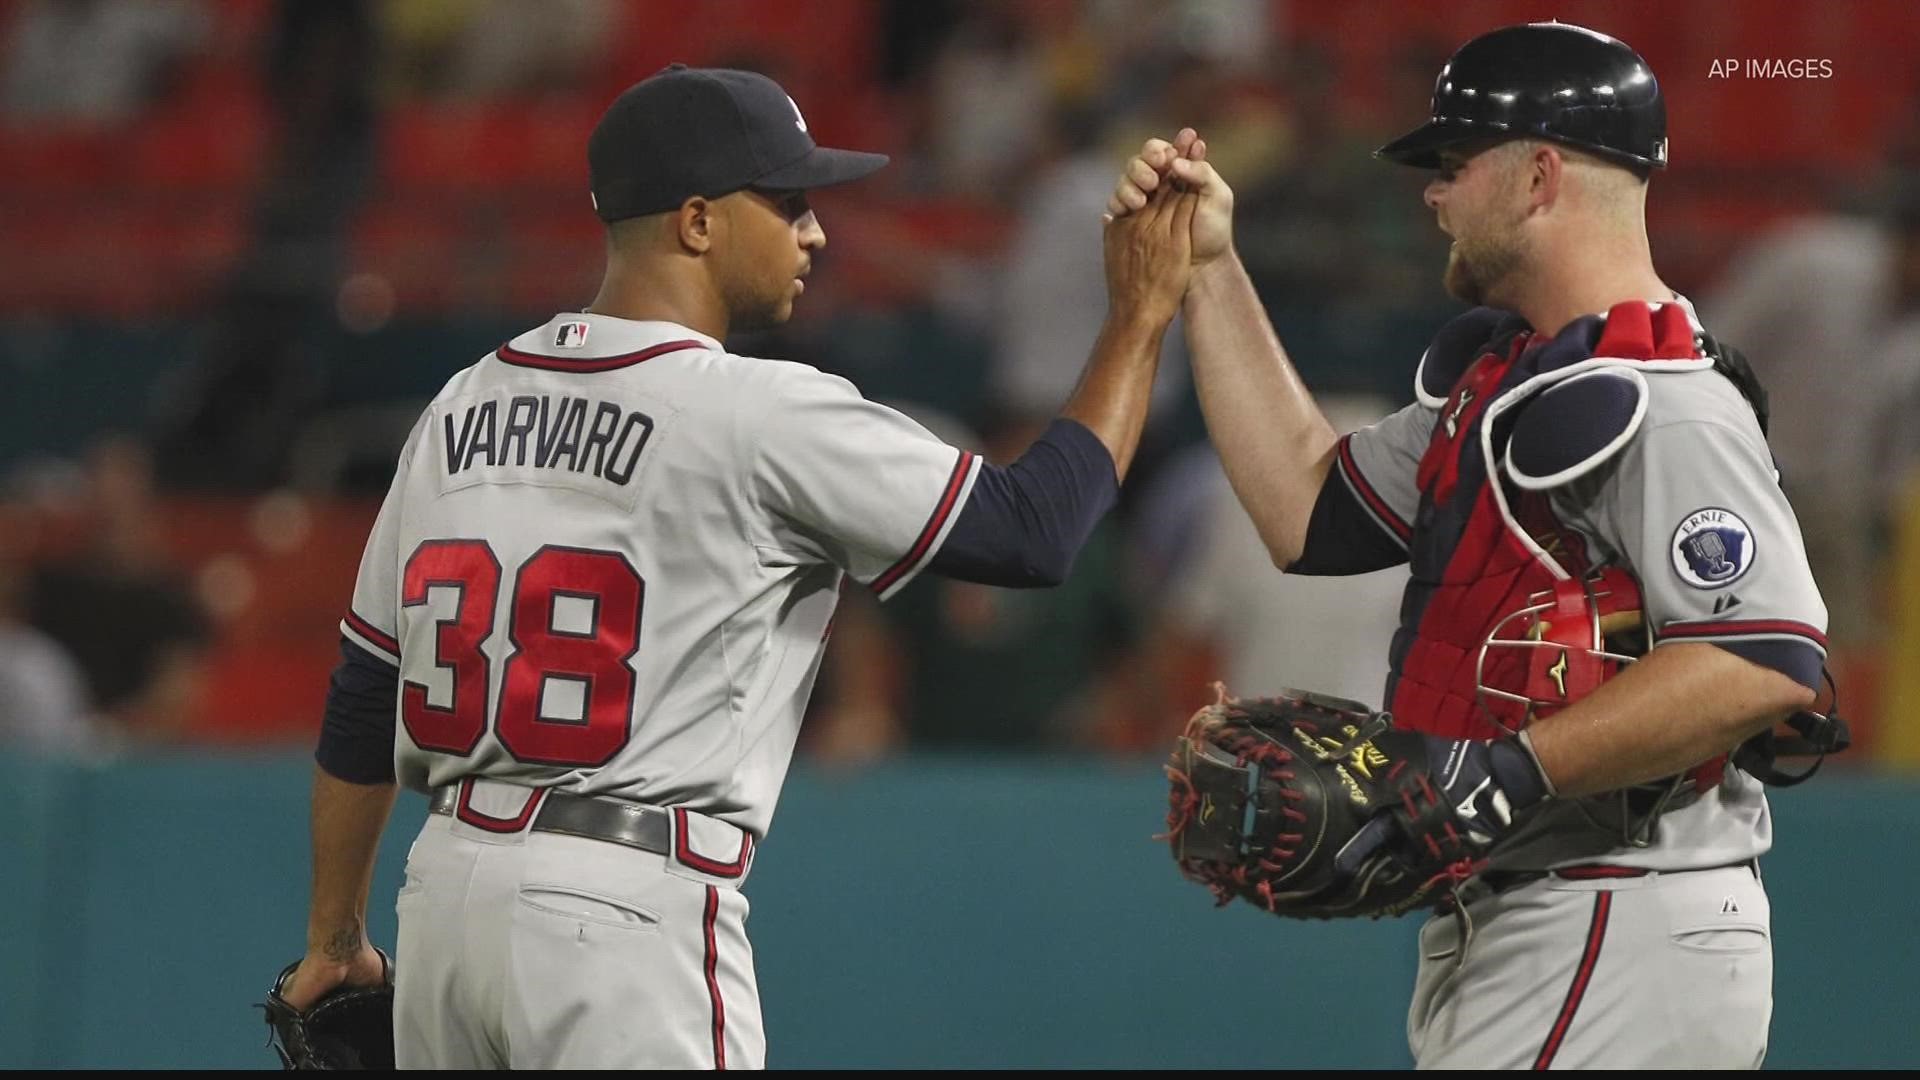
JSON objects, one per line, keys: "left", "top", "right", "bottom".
{"left": 554, "top": 321, "right": 590, "bottom": 348}
{"left": 1671, "top": 507, "right": 1755, "bottom": 589}
{"left": 785, "top": 94, "right": 808, "bottom": 133}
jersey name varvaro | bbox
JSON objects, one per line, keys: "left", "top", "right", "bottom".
{"left": 342, "top": 314, "right": 980, "bottom": 836}
{"left": 440, "top": 393, "right": 655, "bottom": 497}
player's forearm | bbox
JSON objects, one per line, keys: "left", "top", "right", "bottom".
{"left": 306, "top": 764, "right": 398, "bottom": 958}
{"left": 1059, "top": 311, "right": 1168, "bottom": 482}
{"left": 1183, "top": 253, "right": 1339, "bottom": 566}
{"left": 1524, "top": 642, "right": 1816, "bottom": 797}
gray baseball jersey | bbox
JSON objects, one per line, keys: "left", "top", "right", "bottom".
{"left": 339, "top": 312, "right": 981, "bottom": 837}
{"left": 354, "top": 313, "right": 984, "bottom": 1067}
{"left": 1326, "top": 297, "right": 1818, "bottom": 1069}
{"left": 1337, "top": 297, "right": 1826, "bottom": 871}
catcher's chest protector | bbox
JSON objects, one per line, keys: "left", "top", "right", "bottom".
{"left": 1388, "top": 302, "right": 1715, "bottom": 745}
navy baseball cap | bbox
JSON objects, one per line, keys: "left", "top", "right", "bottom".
{"left": 588, "top": 64, "right": 889, "bottom": 222}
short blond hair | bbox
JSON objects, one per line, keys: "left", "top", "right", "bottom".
{"left": 1488, "top": 137, "right": 1648, "bottom": 221}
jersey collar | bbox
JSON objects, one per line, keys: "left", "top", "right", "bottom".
{"left": 497, "top": 313, "right": 721, "bottom": 372}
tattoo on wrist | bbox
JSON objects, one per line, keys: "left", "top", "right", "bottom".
{"left": 320, "top": 922, "right": 363, "bottom": 963}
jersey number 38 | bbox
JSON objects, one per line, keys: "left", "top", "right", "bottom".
{"left": 399, "top": 539, "right": 642, "bottom": 768}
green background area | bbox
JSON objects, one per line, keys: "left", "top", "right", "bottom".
{"left": 1, "top": 753, "right": 1911, "bottom": 1069}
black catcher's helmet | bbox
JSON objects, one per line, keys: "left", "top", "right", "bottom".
{"left": 1377, "top": 22, "right": 1666, "bottom": 172}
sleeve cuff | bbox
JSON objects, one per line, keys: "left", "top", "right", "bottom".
{"left": 341, "top": 610, "right": 400, "bottom": 666}
{"left": 1657, "top": 618, "right": 1828, "bottom": 691}
{"left": 1335, "top": 435, "right": 1412, "bottom": 546}
{"left": 868, "top": 447, "right": 982, "bottom": 600}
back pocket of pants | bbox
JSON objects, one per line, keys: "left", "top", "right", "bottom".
{"left": 517, "top": 883, "right": 662, "bottom": 933}
{"left": 1671, "top": 922, "right": 1769, "bottom": 954}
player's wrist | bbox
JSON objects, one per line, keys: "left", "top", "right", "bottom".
{"left": 305, "top": 918, "right": 371, "bottom": 960}
{"left": 1486, "top": 735, "right": 1551, "bottom": 811}
{"left": 1186, "top": 249, "right": 1242, "bottom": 297}
{"left": 1512, "top": 728, "right": 1559, "bottom": 799}
{"left": 1099, "top": 305, "right": 1173, "bottom": 346}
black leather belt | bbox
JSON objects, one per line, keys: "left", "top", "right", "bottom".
{"left": 428, "top": 785, "right": 671, "bottom": 857}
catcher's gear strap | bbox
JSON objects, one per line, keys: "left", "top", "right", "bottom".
{"left": 1731, "top": 668, "right": 1851, "bottom": 786}
{"left": 1698, "top": 331, "right": 1771, "bottom": 437}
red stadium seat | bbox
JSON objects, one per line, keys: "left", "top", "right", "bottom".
{"left": 126, "top": 91, "right": 268, "bottom": 192}
{"left": 0, "top": 129, "right": 120, "bottom": 194}
{"left": 347, "top": 199, "right": 472, "bottom": 311}
{"left": 379, "top": 102, "right": 593, "bottom": 196}
{"left": 193, "top": 641, "right": 338, "bottom": 742}
{"left": 157, "top": 495, "right": 381, "bottom": 743}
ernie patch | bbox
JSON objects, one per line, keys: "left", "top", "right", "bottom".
{"left": 1671, "top": 507, "right": 1755, "bottom": 589}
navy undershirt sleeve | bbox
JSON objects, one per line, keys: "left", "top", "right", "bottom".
{"left": 1710, "top": 639, "right": 1825, "bottom": 693}
{"left": 315, "top": 636, "right": 399, "bottom": 785}
{"left": 927, "top": 418, "right": 1119, "bottom": 587}
{"left": 1287, "top": 460, "right": 1414, "bottom": 575}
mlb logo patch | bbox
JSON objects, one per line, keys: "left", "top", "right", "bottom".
{"left": 555, "top": 321, "right": 590, "bottom": 348}
{"left": 1670, "top": 507, "right": 1755, "bottom": 589}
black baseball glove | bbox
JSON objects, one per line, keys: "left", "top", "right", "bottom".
{"left": 1161, "top": 685, "right": 1550, "bottom": 919}
{"left": 261, "top": 949, "right": 396, "bottom": 1070}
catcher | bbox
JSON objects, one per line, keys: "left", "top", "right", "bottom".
{"left": 1121, "top": 22, "right": 1846, "bottom": 1070}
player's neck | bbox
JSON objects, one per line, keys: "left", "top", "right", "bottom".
{"left": 585, "top": 265, "right": 729, "bottom": 341}
{"left": 1509, "top": 234, "right": 1672, "bottom": 338}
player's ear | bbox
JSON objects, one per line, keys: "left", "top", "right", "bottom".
{"left": 676, "top": 196, "right": 714, "bottom": 255}
{"left": 1526, "top": 142, "right": 1563, "bottom": 212}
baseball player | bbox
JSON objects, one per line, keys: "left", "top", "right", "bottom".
{"left": 1112, "top": 23, "right": 1834, "bottom": 1069}
{"left": 275, "top": 64, "right": 1197, "bottom": 1069}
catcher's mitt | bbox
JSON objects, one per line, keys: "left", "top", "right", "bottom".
{"left": 261, "top": 950, "right": 396, "bottom": 1070}
{"left": 1161, "top": 686, "right": 1498, "bottom": 919}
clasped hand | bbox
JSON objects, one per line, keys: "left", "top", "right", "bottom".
{"left": 1100, "top": 126, "right": 1239, "bottom": 326}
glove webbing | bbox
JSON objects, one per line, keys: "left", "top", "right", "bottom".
{"left": 1162, "top": 707, "right": 1317, "bottom": 911}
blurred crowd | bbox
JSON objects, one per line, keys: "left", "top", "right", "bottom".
{"left": 3, "top": 0, "right": 1918, "bottom": 767}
